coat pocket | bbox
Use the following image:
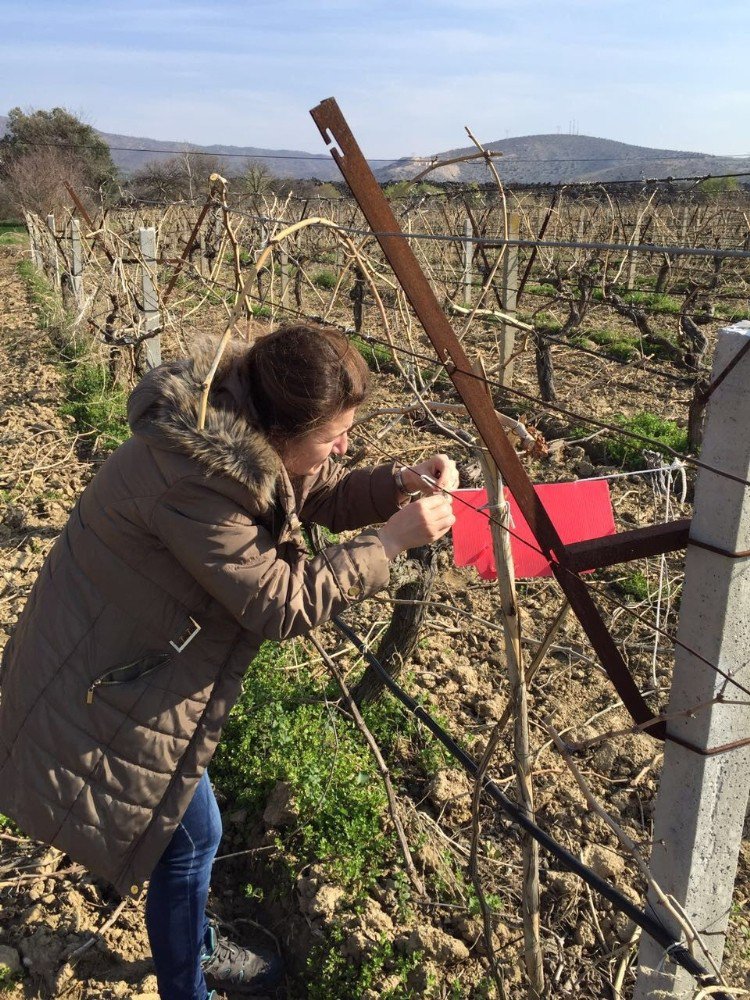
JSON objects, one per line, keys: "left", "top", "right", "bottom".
{"left": 86, "top": 653, "right": 171, "bottom": 704}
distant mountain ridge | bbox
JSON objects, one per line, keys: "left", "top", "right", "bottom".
{"left": 2, "top": 114, "right": 748, "bottom": 185}
{"left": 375, "top": 133, "right": 750, "bottom": 185}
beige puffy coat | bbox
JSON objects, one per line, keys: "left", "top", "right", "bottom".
{"left": 0, "top": 347, "right": 398, "bottom": 897}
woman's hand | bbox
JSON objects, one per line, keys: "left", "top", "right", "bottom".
{"left": 398, "top": 454, "right": 459, "bottom": 497}
{"left": 378, "top": 493, "right": 456, "bottom": 560}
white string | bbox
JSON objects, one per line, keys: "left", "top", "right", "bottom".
{"left": 570, "top": 464, "right": 686, "bottom": 485}
{"left": 643, "top": 455, "right": 687, "bottom": 686}
{"left": 656, "top": 939, "right": 686, "bottom": 973}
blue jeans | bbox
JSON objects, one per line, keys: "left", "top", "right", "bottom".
{"left": 145, "top": 770, "right": 223, "bottom": 1000}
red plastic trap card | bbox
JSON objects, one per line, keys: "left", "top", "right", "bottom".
{"left": 451, "top": 480, "right": 616, "bottom": 580}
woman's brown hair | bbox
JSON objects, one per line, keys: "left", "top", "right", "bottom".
{"left": 245, "top": 324, "right": 369, "bottom": 440}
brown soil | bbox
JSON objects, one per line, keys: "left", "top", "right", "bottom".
{"left": 1, "top": 238, "right": 748, "bottom": 999}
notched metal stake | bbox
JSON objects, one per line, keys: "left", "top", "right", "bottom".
{"left": 309, "top": 97, "right": 713, "bottom": 753}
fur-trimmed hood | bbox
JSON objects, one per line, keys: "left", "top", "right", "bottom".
{"left": 127, "top": 341, "right": 281, "bottom": 510}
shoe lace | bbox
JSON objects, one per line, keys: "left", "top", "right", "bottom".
{"left": 205, "top": 936, "right": 267, "bottom": 983}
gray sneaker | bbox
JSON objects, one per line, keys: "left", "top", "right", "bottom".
{"left": 202, "top": 924, "right": 283, "bottom": 996}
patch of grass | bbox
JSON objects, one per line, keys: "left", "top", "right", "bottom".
{"left": 614, "top": 570, "right": 649, "bottom": 602}
{"left": 606, "top": 411, "right": 687, "bottom": 469}
{"left": 620, "top": 290, "right": 682, "bottom": 315}
{"left": 251, "top": 303, "right": 271, "bottom": 318}
{"left": 586, "top": 328, "right": 638, "bottom": 361}
{"left": 716, "top": 305, "right": 750, "bottom": 322}
{"left": 204, "top": 286, "right": 234, "bottom": 307}
{"left": 312, "top": 270, "right": 338, "bottom": 291}
{"left": 59, "top": 346, "right": 129, "bottom": 453}
{"left": 211, "top": 641, "right": 393, "bottom": 891}
{"left": 16, "top": 259, "right": 73, "bottom": 341}
{"left": 0, "top": 222, "right": 25, "bottom": 245}
{"left": 534, "top": 311, "right": 562, "bottom": 335}
{"left": 525, "top": 282, "right": 558, "bottom": 297}
{"left": 307, "top": 929, "right": 423, "bottom": 999}
{"left": 351, "top": 334, "right": 396, "bottom": 373}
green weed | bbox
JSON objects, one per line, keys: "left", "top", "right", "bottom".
{"left": 0, "top": 814, "right": 19, "bottom": 834}
{"left": 59, "top": 353, "right": 129, "bottom": 453}
{"left": 211, "top": 641, "right": 393, "bottom": 891}
{"left": 0, "top": 222, "right": 25, "bottom": 246}
{"left": 312, "top": 270, "right": 338, "bottom": 291}
{"left": 716, "top": 305, "right": 750, "bottom": 322}
{"left": 534, "top": 311, "right": 562, "bottom": 335}
{"left": 614, "top": 570, "right": 649, "bottom": 602}
{"left": 16, "top": 259, "right": 73, "bottom": 341}
{"left": 606, "top": 412, "right": 687, "bottom": 469}
{"left": 0, "top": 962, "right": 21, "bottom": 988}
{"left": 594, "top": 289, "right": 682, "bottom": 315}
{"left": 351, "top": 335, "right": 396, "bottom": 372}
{"left": 307, "top": 928, "right": 424, "bottom": 1000}
{"left": 586, "top": 329, "right": 638, "bottom": 361}
{"left": 525, "top": 283, "right": 558, "bottom": 297}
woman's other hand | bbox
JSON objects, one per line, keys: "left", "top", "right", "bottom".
{"left": 398, "top": 454, "right": 459, "bottom": 496}
{"left": 378, "top": 493, "right": 455, "bottom": 560}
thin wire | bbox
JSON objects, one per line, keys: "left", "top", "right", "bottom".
{"left": 650, "top": 460, "right": 675, "bottom": 686}
{"left": 14, "top": 136, "right": 750, "bottom": 171}
{"left": 195, "top": 275, "right": 746, "bottom": 487}
{"left": 191, "top": 269, "right": 701, "bottom": 396}
{"left": 358, "top": 432, "right": 750, "bottom": 702}
{"left": 226, "top": 206, "right": 750, "bottom": 259}
{"left": 350, "top": 330, "right": 750, "bottom": 488}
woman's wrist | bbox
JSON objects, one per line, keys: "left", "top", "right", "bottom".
{"left": 394, "top": 466, "right": 421, "bottom": 500}
{"left": 377, "top": 525, "right": 401, "bottom": 561}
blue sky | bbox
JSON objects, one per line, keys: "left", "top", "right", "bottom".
{"left": 0, "top": 0, "right": 748, "bottom": 158}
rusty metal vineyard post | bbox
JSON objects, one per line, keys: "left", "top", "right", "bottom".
{"left": 309, "top": 96, "right": 683, "bottom": 745}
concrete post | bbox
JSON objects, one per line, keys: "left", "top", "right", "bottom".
{"left": 462, "top": 216, "right": 473, "bottom": 306}
{"left": 46, "top": 213, "right": 60, "bottom": 289}
{"left": 626, "top": 216, "right": 642, "bottom": 290}
{"left": 500, "top": 213, "right": 519, "bottom": 386}
{"left": 139, "top": 227, "right": 161, "bottom": 369}
{"left": 26, "top": 214, "right": 43, "bottom": 270}
{"left": 634, "top": 320, "right": 750, "bottom": 999}
{"left": 67, "top": 219, "right": 84, "bottom": 310}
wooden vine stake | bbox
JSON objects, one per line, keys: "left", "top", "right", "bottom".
{"left": 474, "top": 358, "right": 544, "bottom": 997}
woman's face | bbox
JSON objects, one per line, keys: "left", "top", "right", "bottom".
{"left": 280, "top": 407, "right": 357, "bottom": 477}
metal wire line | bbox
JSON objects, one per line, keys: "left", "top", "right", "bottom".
{"left": 225, "top": 206, "right": 750, "bottom": 259}
{"left": 18, "top": 136, "right": 750, "bottom": 168}
{"left": 355, "top": 431, "right": 750, "bottom": 706}
{"left": 224, "top": 249, "right": 742, "bottom": 388}
{"left": 264, "top": 248, "right": 750, "bottom": 302}
{"left": 178, "top": 264, "right": 700, "bottom": 391}
{"left": 342, "top": 330, "right": 750, "bottom": 489}
{"left": 204, "top": 265, "right": 745, "bottom": 487}
{"left": 186, "top": 270, "right": 745, "bottom": 487}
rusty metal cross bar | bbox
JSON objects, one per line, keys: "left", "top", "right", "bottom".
{"left": 310, "top": 97, "right": 700, "bottom": 749}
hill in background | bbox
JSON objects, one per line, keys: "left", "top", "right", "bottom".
{"left": 374, "top": 133, "right": 750, "bottom": 185}
{"left": 2, "top": 114, "right": 748, "bottom": 185}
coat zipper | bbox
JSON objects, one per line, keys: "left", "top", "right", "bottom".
{"left": 86, "top": 654, "right": 170, "bottom": 704}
